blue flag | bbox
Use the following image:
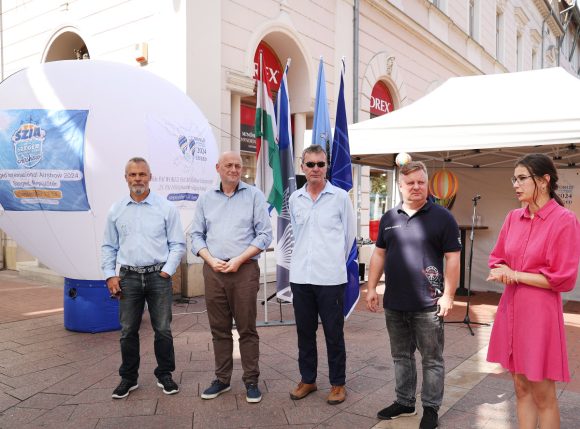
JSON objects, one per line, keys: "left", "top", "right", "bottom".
{"left": 312, "top": 58, "right": 332, "bottom": 163}
{"left": 275, "top": 61, "right": 296, "bottom": 302}
{"left": 329, "top": 60, "right": 359, "bottom": 319}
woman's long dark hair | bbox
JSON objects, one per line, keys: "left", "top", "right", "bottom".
{"left": 515, "top": 154, "right": 564, "bottom": 207}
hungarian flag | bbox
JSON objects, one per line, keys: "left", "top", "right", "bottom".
{"left": 255, "top": 55, "right": 283, "bottom": 212}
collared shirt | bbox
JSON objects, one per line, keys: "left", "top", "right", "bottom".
{"left": 376, "top": 200, "right": 461, "bottom": 311}
{"left": 289, "top": 181, "right": 356, "bottom": 285}
{"left": 190, "top": 181, "right": 272, "bottom": 260}
{"left": 101, "top": 191, "right": 186, "bottom": 279}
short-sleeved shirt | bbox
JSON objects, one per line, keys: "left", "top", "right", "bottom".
{"left": 376, "top": 200, "right": 461, "bottom": 311}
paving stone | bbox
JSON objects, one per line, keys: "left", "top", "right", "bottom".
{"left": 69, "top": 399, "right": 157, "bottom": 420}
{"left": 316, "top": 410, "right": 377, "bottom": 428}
{"left": 16, "top": 392, "right": 71, "bottom": 409}
{"left": 0, "top": 391, "right": 20, "bottom": 413}
{"left": 0, "top": 405, "right": 45, "bottom": 427}
{"left": 97, "top": 415, "right": 193, "bottom": 429}
{"left": 284, "top": 404, "right": 338, "bottom": 425}
{"left": 27, "top": 404, "right": 76, "bottom": 425}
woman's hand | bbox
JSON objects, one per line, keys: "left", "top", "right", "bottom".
{"left": 487, "top": 263, "right": 517, "bottom": 285}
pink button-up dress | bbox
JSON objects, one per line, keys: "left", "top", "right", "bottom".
{"left": 487, "top": 199, "right": 580, "bottom": 382}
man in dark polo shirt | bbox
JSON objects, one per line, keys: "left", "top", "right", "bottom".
{"left": 366, "top": 161, "right": 461, "bottom": 429}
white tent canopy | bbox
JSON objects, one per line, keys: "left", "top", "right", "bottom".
{"left": 349, "top": 67, "right": 580, "bottom": 168}
{"left": 347, "top": 67, "right": 580, "bottom": 301}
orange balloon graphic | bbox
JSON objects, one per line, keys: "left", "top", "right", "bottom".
{"left": 429, "top": 170, "right": 459, "bottom": 209}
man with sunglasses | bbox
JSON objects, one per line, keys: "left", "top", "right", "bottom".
{"left": 288, "top": 144, "right": 356, "bottom": 405}
{"left": 190, "top": 151, "right": 272, "bottom": 404}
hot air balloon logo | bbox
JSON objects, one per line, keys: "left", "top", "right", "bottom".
{"left": 429, "top": 169, "right": 459, "bottom": 209}
{"left": 178, "top": 135, "right": 196, "bottom": 163}
{"left": 12, "top": 121, "right": 46, "bottom": 168}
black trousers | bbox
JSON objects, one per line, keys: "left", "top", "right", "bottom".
{"left": 290, "top": 282, "right": 346, "bottom": 386}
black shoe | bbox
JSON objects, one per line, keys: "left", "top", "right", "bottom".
{"left": 420, "top": 407, "right": 439, "bottom": 429}
{"left": 377, "top": 401, "right": 416, "bottom": 420}
{"left": 157, "top": 375, "right": 180, "bottom": 395}
{"left": 201, "top": 379, "right": 231, "bottom": 399}
{"left": 112, "top": 379, "right": 138, "bottom": 399}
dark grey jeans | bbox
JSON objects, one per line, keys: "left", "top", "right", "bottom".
{"left": 385, "top": 307, "right": 445, "bottom": 409}
{"left": 119, "top": 269, "right": 175, "bottom": 383}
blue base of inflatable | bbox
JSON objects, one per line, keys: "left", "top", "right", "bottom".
{"left": 64, "top": 278, "right": 121, "bottom": 333}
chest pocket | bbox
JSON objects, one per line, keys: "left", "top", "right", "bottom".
{"left": 293, "top": 209, "right": 310, "bottom": 225}
{"left": 118, "top": 222, "right": 133, "bottom": 237}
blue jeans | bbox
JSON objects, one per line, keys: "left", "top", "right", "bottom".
{"left": 385, "top": 307, "right": 444, "bottom": 409}
{"left": 290, "top": 283, "right": 346, "bottom": 386}
{"left": 118, "top": 268, "right": 175, "bottom": 383}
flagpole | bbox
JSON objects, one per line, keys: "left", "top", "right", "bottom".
{"left": 258, "top": 51, "right": 270, "bottom": 324}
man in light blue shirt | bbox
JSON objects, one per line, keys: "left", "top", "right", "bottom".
{"left": 190, "top": 151, "right": 272, "bottom": 404}
{"left": 288, "top": 144, "right": 355, "bottom": 406}
{"left": 101, "top": 157, "right": 185, "bottom": 399}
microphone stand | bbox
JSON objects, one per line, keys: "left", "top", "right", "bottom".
{"left": 445, "top": 195, "right": 489, "bottom": 336}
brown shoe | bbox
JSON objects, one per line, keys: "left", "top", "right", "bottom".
{"left": 327, "top": 385, "right": 346, "bottom": 405}
{"left": 290, "top": 381, "right": 317, "bottom": 400}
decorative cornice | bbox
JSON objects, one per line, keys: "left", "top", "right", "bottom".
{"left": 514, "top": 7, "right": 530, "bottom": 29}
{"left": 496, "top": 0, "right": 507, "bottom": 14}
{"left": 530, "top": 28, "right": 542, "bottom": 46}
{"left": 532, "top": 0, "right": 564, "bottom": 37}
{"left": 226, "top": 71, "right": 255, "bottom": 96}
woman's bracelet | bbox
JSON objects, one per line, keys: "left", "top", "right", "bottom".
{"left": 514, "top": 271, "right": 519, "bottom": 283}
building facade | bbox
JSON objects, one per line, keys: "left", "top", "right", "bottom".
{"left": 1, "top": 0, "right": 579, "bottom": 288}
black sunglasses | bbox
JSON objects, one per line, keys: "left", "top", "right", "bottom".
{"left": 304, "top": 161, "right": 326, "bottom": 168}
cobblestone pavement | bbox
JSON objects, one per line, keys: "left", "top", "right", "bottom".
{"left": 0, "top": 270, "right": 578, "bottom": 428}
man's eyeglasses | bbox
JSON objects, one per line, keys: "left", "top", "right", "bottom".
{"left": 304, "top": 161, "right": 326, "bottom": 168}
{"left": 510, "top": 175, "right": 533, "bottom": 185}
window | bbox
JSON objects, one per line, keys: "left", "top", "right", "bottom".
{"left": 516, "top": 32, "right": 523, "bottom": 71}
{"left": 469, "top": 0, "right": 479, "bottom": 41}
{"left": 430, "top": 0, "right": 440, "bottom": 7}
{"left": 496, "top": 10, "right": 504, "bottom": 61}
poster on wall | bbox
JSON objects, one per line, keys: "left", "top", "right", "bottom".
{"left": 0, "top": 109, "right": 89, "bottom": 211}
{"left": 557, "top": 169, "right": 580, "bottom": 214}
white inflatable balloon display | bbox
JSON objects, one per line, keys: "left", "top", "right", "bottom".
{"left": 0, "top": 60, "right": 218, "bottom": 280}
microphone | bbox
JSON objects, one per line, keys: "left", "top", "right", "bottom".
{"left": 472, "top": 194, "right": 481, "bottom": 201}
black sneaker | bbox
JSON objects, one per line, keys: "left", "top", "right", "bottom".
{"left": 157, "top": 376, "right": 180, "bottom": 395}
{"left": 377, "top": 401, "right": 416, "bottom": 420}
{"left": 420, "top": 407, "right": 439, "bottom": 429}
{"left": 201, "top": 379, "right": 231, "bottom": 399}
{"left": 245, "top": 382, "right": 262, "bottom": 403}
{"left": 111, "top": 379, "right": 138, "bottom": 399}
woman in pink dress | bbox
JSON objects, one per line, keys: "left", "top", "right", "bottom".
{"left": 487, "top": 154, "right": 580, "bottom": 428}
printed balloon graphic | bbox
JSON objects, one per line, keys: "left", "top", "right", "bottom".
{"left": 429, "top": 169, "right": 459, "bottom": 209}
{"left": 0, "top": 60, "right": 219, "bottom": 280}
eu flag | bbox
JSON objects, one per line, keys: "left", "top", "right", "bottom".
{"left": 330, "top": 59, "right": 359, "bottom": 318}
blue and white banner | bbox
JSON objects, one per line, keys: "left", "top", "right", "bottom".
{"left": 329, "top": 59, "right": 359, "bottom": 319}
{"left": 0, "top": 109, "right": 89, "bottom": 211}
{"left": 275, "top": 61, "right": 296, "bottom": 302}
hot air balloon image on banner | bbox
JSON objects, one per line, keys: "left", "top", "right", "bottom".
{"left": 429, "top": 169, "right": 459, "bottom": 209}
